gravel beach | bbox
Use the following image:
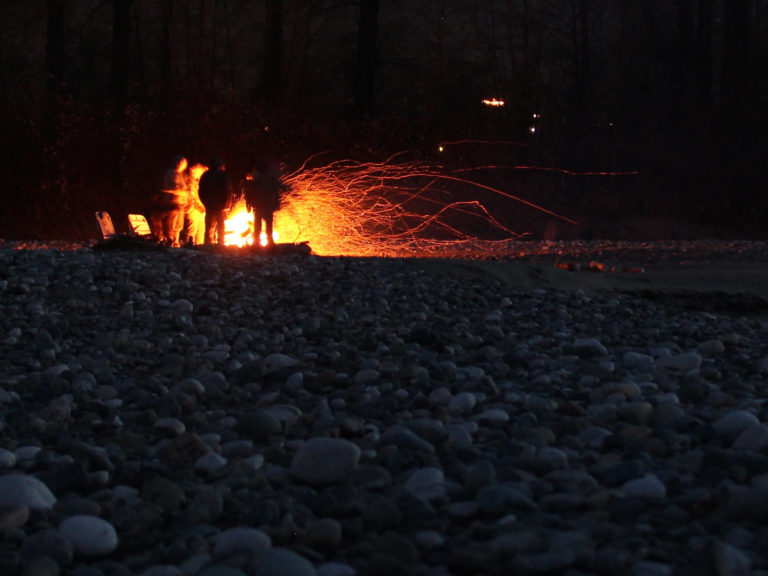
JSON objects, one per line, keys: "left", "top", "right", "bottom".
{"left": 1, "top": 240, "right": 767, "bottom": 576}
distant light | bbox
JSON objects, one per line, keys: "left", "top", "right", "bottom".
{"left": 529, "top": 126, "right": 536, "bottom": 134}
{"left": 532, "top": 112, "right": 541, "bottom": 119}
{"left": 264, "top": 125, "right": 270, "bottom": 132}
{"left": 482, "top": 98, "right": 505, "bottom": 107}
{"left": 438, "top": 145, "right": 444, "bottom": 152}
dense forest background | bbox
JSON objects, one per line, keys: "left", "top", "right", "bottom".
{"left": 0, "top": 0, "right": 766, "bottom": 241}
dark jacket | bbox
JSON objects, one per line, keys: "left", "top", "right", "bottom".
{"left": 198, "top": 167, "right": 231, "bottom": 212}
{"left": 242, "top": 172, "right": 281, "bottom": 214}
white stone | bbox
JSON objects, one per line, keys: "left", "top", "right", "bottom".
{"left": 59, "top": 515, "right": 119, "bottom": 556}
{"left": 448, "top": 391, "right": 476, "bottom": 414}
{"left": 194, "top": 452, "right": 228, "bottom": 474}
{"left": 0, "top": 448, "right": 16, "bottom": 468}
{"left": 0, "top": 473, "right": 56, "bottom": 512}
{"left": 698, "top": 339, "right": 725, "bottom": 355}
{"left": 657, "top": 352, "right": 702, "bottom": 372}
{"left": 213, "top": 526, "right": 271, "bottom": 558}
{"left": 404, "top": 467, "right": 446, "bottom": 502}
{"left": 733, "top": 423, "right": 768, "bottom": 452}
{"left": 290, "top": 437, "right": 360, "bottom": 485}
{"left": 250, "top": 547, "right": 316, "bottom": 576}
{"left": 474, "top": 408, "right": 510, "bottom": 423}
{"left": 316, "top": 562, "right": 356, "bottom": 576}
{"left": 154, "top": 417, "right": 186, "bottom": 436}
{"left": 262, "top": 353, "right": 299, "bottom": 373}
{"left": 573, "top": 337, "right": 608, "bottom": 357}
{"left": 621, "top": 473, "right": 666, "bottom": 499}
{"left": 713, "top": 410, "right": 760, "bottom": 443}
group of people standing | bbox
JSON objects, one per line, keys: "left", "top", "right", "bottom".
{"left": 150, "top": 155, "right": 285, "bottom": 247}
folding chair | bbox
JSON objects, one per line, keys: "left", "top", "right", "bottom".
{"left": 95, "top": 211, "right": 117, "bottom": 239}
{"left": 127, "top": 214, "right": 155, "bottom": 239}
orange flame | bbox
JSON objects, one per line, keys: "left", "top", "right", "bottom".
{"left": 222, "top": 154, "right": 575, "bottom": 257}
{"left": 223, "top": 198, "right": 279, "bottom": 247}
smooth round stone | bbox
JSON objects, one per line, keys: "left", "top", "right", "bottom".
{"left": 733, "top": 424, "right": 768, "bottom": 451}
{"left": 290, "top": 437, "right": 361, "bottom": 485}
{"left": 155, "top": 418, "right": 186, "bottom": 436}
{"left": 412, "top": 530, "right": 445, "bottom": 550}
{"left": 713, "top": 410, "right": 760, "bottom": 443}
{"left": 620, "top": 473, "right": 666, "bottom": 499}
{"left": 185, "top": 488, "right": 224, "bottom": 524}
{"left": 0, "top": 505, "right": 29, "bottom": 532}
{"left": 59, "top": 515, "right": 118, "bottom": 557}
{"left": 473, "top": 409, "right": 510, "bottom": 424}
{"left": 171, "top": 378, "right": 205, "bottom": 396}
{"left": 536, "top": 447, "right": 569, "bottom": 470}
{"left": 141, "top": 477, "right": 187, "bottom": 512}
{"left": 14, "top": 446, "right": 42, "bottom": 462}
{"left": 657, "top": 352, "right": 702, "bottom": 372}
{"left": 428, "top": 387, "right": 452, "bottom": 406}
{"left": 21, "top": 528, "right": 74, "bottom": 564}
{"left": 353, "top": 368, "right": 379, "bottom": 384}
{"left": 0, "top": 473, "right": 57, "bottom": 512}
{"left": 445, "top": 424, "right": 473, "bottom": 449}
{"left": 0, "top": 448, "right": 16, "bottom": 468}
{"left": 572, "top": 337, "right": 607, "bottom": 357}
{"left": 249, "top": 547, "right": 316, "bottom": 576}
{"left": 631, "top": 561, "right": 672, "bottom": 576}
{"left": 262, "top": 353, "right": 300, "bottom": 373}
{"left": 404, "top": 467, "right": 446, "bottom": 502}
{"left": 139, "top": 566, "right": 184, "bottom": 576}
{"left": 213, "top": 527, "right": 271, "bottom": 558}
{"left": 477, "top": 484, "right": 538, "bottom": 516}
{"left": 20, "top": 555, "right": 60, "bottom": 576}
{"left": 194, "top": 453, "right": 227, "bottom": 474}
{"left": 316, "top": 562, "right": 356, "bottom": 576}
{"left": 698, "top": 339, "right": 725, "bottom": 355}
{"left": 622, "top": 352, "right": 655, "bottom": 372}
{"left": 262, "top": 404, "right": 302, "bottom": 426}
{"left": 237, "top": 411, "right": 282, "bottom": 441}
{"left": 198, "top": 565, "right": 247, "bottom": 576}
{"left": 448, "top": 392, "right": 476, "bottom": 414}
{"left": 302, "top": 518, "right": 343, "bottom": 552}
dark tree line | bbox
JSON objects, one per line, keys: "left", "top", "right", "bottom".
{"left": 0, "top": 0, "right": 766, "bottom": 240}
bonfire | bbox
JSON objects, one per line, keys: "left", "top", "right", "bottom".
{"left": 221, "top": 154, "right": 577, "bottom": 257}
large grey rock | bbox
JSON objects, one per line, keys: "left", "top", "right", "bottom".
{"left": 290, "top": 437, "right": 361, "bottom": 485}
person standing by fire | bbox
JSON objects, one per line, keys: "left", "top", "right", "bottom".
{"left": 198, "top": 157, "right": 232, "bottom": 245}
{"left": 242, "top": 158, "right": 285, "bottom": 247}
{"left": 182, "top": 162, "right": 208, "bottom": 245}
{"left": 151, "top": 155, "right": 190, "bottom": 246}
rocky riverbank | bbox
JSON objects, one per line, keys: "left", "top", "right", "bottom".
{"left": 1, "top": 242, "right": 767, "bottom": 576}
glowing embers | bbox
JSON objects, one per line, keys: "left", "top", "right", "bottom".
{"left": 261, "top": 155, "right": 574, "bottom": 258}
{"left": 482, "top": 98, "right": 505, "bottom": 107}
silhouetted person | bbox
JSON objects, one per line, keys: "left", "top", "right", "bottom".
{"left": 242, "top": 159, "right": 285, "bottom": 247}
{"left": 151, "top": 155, "right": 190, "bottom": 246}
{"left": 182, "top": 162, "right": 208, "bottom": 245}
{"left": 198, "top": 157, "right": 231, "bottom": 245}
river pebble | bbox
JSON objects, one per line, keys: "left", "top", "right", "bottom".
{"left": 0, "top": 242, "right": 767, "bottom": 575}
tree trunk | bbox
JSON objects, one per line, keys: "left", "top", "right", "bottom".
{"left": 110, "top": 0, "right": 132, "bottom": 100}
{"left": 161, "top": 0, "right": 175, "bottom": 101}
{"left": 695, "top": 0, "right": 712, "bottom": 104}
{"left": 353, "top": 0, "right": 379, "bottom": 117}
{"left": 720, "top": 0, "right": 750, "bottom": 120}
{"left": 676, "top": 0, "right": 694, "bottom": 97}
{"left": 263, "top": 0, "right": 284, "bottom": 107}
{"left": 46, "top": 0, "right": 67, "bottom": 98}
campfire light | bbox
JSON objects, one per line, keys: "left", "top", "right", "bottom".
{"left": 482, "top": 98, "right": 505, "bottom": 107}
{"left": 221, "top": 154, "right": 577, "bottom": 257}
